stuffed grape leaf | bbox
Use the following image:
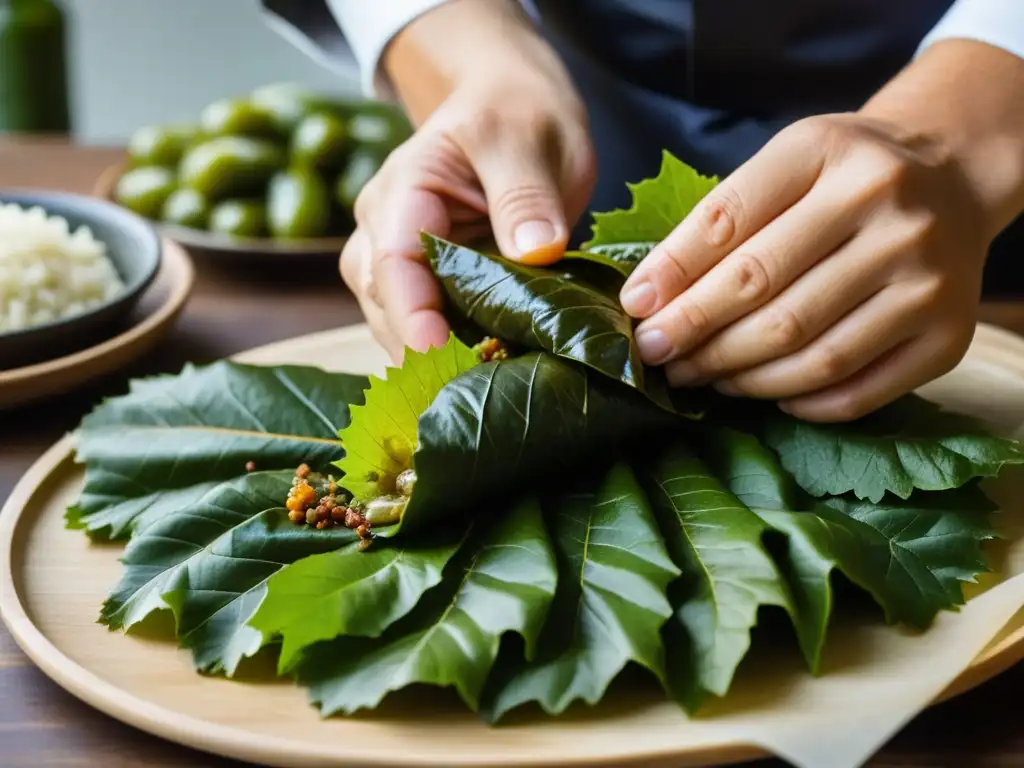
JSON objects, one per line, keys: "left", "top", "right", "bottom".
{"left": 401, "top": 352, "right": 676, "bottom": 533}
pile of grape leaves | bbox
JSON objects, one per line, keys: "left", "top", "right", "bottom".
{"left": 67, "top": 152, "right": 1024, "bottom": 721}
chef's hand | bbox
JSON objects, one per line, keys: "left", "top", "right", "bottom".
{"left": 340, "top": 0, "right": 594, "bottom": 363}
{"left": 621, "top": 40, "right": 1024, "bottom": 422}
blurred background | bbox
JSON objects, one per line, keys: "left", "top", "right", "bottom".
{"left": 4, "top": 0, "right": 360, "bottom": 143}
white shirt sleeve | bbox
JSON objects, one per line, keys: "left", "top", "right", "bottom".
{"left": 262, "top": 0, "right": 537, "bottom": 101}
{"left": 918, "top": 0, "right": 1024, "bottom": 60}
{"left": 324, "top": 0, "right": 457, "bottom": 98}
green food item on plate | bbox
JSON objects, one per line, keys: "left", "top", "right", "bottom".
{"left": 114, "top": 166, "right": 176, "bottom": 220}
{"left": 209, "top": 199, "right": 267, "bottom": 238}
{"left": 334, "top": 148, "right": 381, "bottom": 211}
{"left": 160, "top": 187, "right": 210, "bottom": 229}
{"left": 178, "top": 136, "right": 285, "bottom": 201}
{"left": 291, "top": 112, "right": 348, "bottom": 170}
{"left": 346, "top": 110, "right": 410, "bottom": 151}
{"left": 127, "top": 124, "right": 199, "bottom": 168}
{"left": 250, "top": 82, "right": 313, "bottom": 135}
{"left": 266, "top": 168, "right": 331, "bottom": 239}
{"left": 199, "top": 97, "right": 279, "bottom": 139}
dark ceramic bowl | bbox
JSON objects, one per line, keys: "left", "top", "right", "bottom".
{"left": 0, "top": 191, "right": 162, "bottom": 370}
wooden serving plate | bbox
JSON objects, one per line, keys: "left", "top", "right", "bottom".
{"left": 94, "top": 162, "right": 348, "bottom": 261}
{"left": 0, "top": 238, "right": 193, "bottom": 409}
{"left": 2, "top": 323, "right": 1024, "bottom": 768}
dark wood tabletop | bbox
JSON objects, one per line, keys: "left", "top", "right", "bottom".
{"left": 2, "top": 141, "right": 1024, "bottom": 768}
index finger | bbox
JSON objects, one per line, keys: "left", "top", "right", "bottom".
{"left": 619, "top": 118, "right": 831, "bottom": 319}
{"left": 366, "top": 187, "right": 452, "bottom": 353}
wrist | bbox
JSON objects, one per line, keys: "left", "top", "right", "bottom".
{"left": 860, "top": 39, "right": 1024, "bottom": 241}
{"left": 383, "top": 0, "right": 578, "bottom": 126}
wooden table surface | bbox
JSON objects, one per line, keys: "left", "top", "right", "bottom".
{"left": 2, "top": 142, "right": 1024, "bottom": 768}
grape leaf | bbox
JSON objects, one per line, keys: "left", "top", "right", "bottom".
{"left": 299, "top": 497, "right": 557, "bottom": 714}
{"left": 563, "top": 243, "right": 651, "bottom": 277}
{"left": 761, "top": 395, "right": 1024, "bottom": 503}
{"left": 100, "top": 471, "right": 358, "bottom": 674}
{"left": 482, "top": 463, "right": 679, "bottom": 722}
{"left": 333, "top": 334, "right": 479, "bottom": 502}
{"left": 426, "top": 235, "right": 645, "bottom": 390}
{"left": 583, "top": 150, "right": 718, "bottom": 249}
{"left": 69, "top": 360, "right": 368, "bottom": 539}
{"left": 705, "top": 427, "right": 997, "bottom": 671}
{"left": 639, "top": 441, "right": 793, "bottom": 711}
{"left": 400, "top": 352, "right": 675, "bottom": 534}
{"left": 425, "top": 234, "right": 704, "bottom": 415}
{"left": 249, "top": 534, "right": 465, "bottom": 674}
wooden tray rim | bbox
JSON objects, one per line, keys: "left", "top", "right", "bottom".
{"left": 2, "top": 322, "right": 1024, "bottom": 767}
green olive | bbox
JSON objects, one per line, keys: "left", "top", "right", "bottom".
{"left": 114, "top": 166, "right": 177, "bottom": 220}
{"left": 334, "top": 149, "right": 382, "bottom": 212}
{"left": 362, "top": 495, "right": 407, "bottom": 525}
{"left": 161, "top": 188, "right": 210, "bottom": 229}
{"left": 199, "top": 97, "right": 279, "bottom": 138}
{"left": 127, "top": 124, "right": 199, "bottom": 168}
{"left": 291, "top": 112, "right": 349, "bottom": 171}
{"left": 209, "top": 199, "right": 267, "bottom": 238}
{"left": 178, "top": 136, "right": 285, "bottom": 201}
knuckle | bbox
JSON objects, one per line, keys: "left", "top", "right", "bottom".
{"left": 763, "top": 305, "right": 805, "bottom": 350}
{"left": 698, "top": 186, "right": 742, "bottom": 248}
{"left": 651, "top": 242, "right": 694, "bottom": 289}
{"left": 908, "top": 274, "right": 948, "bottom": 309}
{"left": 788, "top": 115, "right": 838, "bottom": 152}
{"left": 339, "top": 240, "right": 365, "bottom": 290}
{"left": 731, "top": 251, "right": 773, "bottom": 303}
{"left": 692, "top": 344, "right": 727, "bottom": 376}
{"left": 451, "top": 102, "right": 557, "bottom": 155}
{"left": 900, "top": 211, "right": 940, "bottom": 252}
{"left": 670, "top": 300, "right": 712, "bottom": 338}
{"left": 859, "top": 150, "right": 913, "bottom": 201}
{"left": 450, "top": 105, "right": 504, "bottom": 150}
{"left": 807, "top": 343, "right": 848, "bottom": 383}
{"left": 489, "top": 183, "right": 560, "bottom": 222}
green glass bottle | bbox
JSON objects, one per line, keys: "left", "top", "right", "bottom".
{"left": 0, "top": 0, "right": 70, "bottom": 133}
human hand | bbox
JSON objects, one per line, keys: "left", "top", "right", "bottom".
{"left": 618, "top": 113, "right": 988, "bottom": 423}
{"left": 340, "top": 1, "right": 594, "bottom": 363}
{"left": 619, "top": 40, "right": 1024, "bottom": 423}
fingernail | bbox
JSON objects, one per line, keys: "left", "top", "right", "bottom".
{"left": 620, "top": 280, "right": 657, "bottom": 316}
{"left": 635, "top": 327, "right": 672, "bottom": 365}
{"left": 714, "top": 380, "right": 740, "bottom": 396}
{"left": 778, "top": 401, "right": 794, "bottom": 414}
{"left": 668, "top": 361, "right": 700, "bottom": 386}
{"left": 513, "top": 220, "right": 556, "bottom": 257}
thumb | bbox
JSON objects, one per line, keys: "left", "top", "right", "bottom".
{"left": 468, "top": 134, "right": 569, "bottom": 266}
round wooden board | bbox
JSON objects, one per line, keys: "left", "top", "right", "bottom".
{"left": 94, "top": 162, "right": 349, "bottom": 259}
{"left": 0, "top": 238, "right": 194, "bottom": 409}
{"left": 2, "top": 322, "right": 1024, "bottom": 768}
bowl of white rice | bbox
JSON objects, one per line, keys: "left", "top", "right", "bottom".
{"left": 0, "top": 191, "right": 161, "bottom": 369}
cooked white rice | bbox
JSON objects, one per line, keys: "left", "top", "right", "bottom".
{"left": 0, "top": 202, "right": 124, "bottom": 333}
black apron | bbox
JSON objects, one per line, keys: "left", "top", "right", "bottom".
{"left": 265, "top": 0, "right": 1023, "bottom": 295}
